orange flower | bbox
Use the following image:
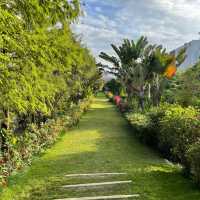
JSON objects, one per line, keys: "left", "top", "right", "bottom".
{"left": 164, "top": 64, "right": 177, "bottom": 78}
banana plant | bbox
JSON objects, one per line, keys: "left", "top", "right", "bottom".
{"left": 100, "top": 36, "right": 186, "bottom": 110}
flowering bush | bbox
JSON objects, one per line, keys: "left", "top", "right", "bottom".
{"left": 114, "top": 96, "right": 121, "bottom": 106}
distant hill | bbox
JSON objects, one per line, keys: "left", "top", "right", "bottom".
{"left": 172, "top": 39, "right": 200, "bottom": 69}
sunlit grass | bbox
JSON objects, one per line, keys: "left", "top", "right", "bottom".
{"left": 0, "top": 94, "right": 200, "bottom": 200}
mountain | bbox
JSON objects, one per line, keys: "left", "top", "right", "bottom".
{"left": 172, "top": 39, "right": 200, "bottom": 69}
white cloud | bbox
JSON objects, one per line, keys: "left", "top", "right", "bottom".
{"left": 153, "top": 0, "right": 200, "bottom": 20}
{"left": 72, "top": 0, "right": 200, "bottom": 63}
{"left": 95, "top": 6, "right": 102, "bottom": 12}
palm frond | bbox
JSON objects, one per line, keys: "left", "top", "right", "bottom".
{"left": 176, "top": 47, "right": 187, "bottom": 67}
{"left": 99, "top": 52, "right": 120, "bottom": 68}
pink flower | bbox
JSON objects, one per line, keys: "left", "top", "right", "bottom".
{"left": 114, "top": 96, "right": 121, "bottom": 106}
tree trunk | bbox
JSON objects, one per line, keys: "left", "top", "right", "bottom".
{"left": 1, "top": 108, "right": 9, "bottom": 159}
{"left": 148, "top": 83, "right": 151, "bottom": 100}
{"left": 139, "top": 87, "right": 145, "bottom": 111}
{"left": 153, "top": 75, "right": 160, "bottom": 106}
{"left": 0, "top": 128, "right": 7, "bottom": 160}
{"left": 3, "top": 108, "right": 10, "bottom": 130}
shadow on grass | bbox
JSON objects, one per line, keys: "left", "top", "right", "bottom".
{"left": 16, "top": 135, "right": 200, "bottom": 200}
{"left": 24, "top": 150, "right": 200, "bottom": 200}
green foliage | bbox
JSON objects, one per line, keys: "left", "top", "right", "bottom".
{"left": 100, "top": 37, "right": 186, "bottom": 110}
{"left": 187, "top": 142, "right": 200, "bottom": 185}
{"left": 126, "top": 103, "right": 200, "bottom": 185}
{"left": 104, "top": 79, "right": 122, "bottom": 95}
{"left": 1, "top": 0, "right": 80, "bottom": 29}
{"left": 0, "top": 98, "right": 92, "bottom": 185}
{"left": 175, "top": 63, "right": 200, "bottom": 106}
{"left": 1, "top": 96, "right": 199, "bottom": 199}
{"left": 163, "top": 62, "right": 200, "bottom": 107}
{"left": 126, "top": 113, "right": 149, "bottom": 132}
{"left": 0, "top": 0, "right": 100, "bottom": 126}
{"left": 126, "top": 113, "right": 150, "bottom": 142}
{"left": 176, "top": 47, "right": 187, "bottom": 67}
{"left": 158, "top": 105, "right": 200, "bottom": 163}
{"left": 0, "top": 0, "right": 102, "bottom": 185}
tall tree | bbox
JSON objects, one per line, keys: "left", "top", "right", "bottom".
{"left": 0, "top": 0, "right": 100, "bottom": 148}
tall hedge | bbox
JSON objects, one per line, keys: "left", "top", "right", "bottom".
{"left": 0, "top": 0, "right": 102, "bottom": 185}
{"left": 0, "top": 1, "right": 101, "bottom": 129}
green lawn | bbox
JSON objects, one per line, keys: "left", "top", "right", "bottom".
{"left": 1, "top": 94, "right": 200, "bottom": 200}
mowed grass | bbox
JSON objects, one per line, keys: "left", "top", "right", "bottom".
{"left": 0, "top": 94, "right": 200, "bottom": 199}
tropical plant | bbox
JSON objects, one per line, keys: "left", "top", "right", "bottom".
{"left": 100, "top": 37, "right": 186, "bottom": 110}
{"left": 104, "top": 79, "right": 122, "bottom": 95}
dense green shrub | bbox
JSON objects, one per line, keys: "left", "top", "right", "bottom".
{"left": 186, "top": 142, "right": 200, "bottom": 185}
{"left": 158, "top": 105, "right": 200, "bottom": 163}
{"left": 146, "top": 105, "right": 167, "bottom": 147}
{"left": 104, "top": 79, "right": 122, "bottom": 95}
{"left": 126, "top": 113, "right": 150, "bottom": 142}
{"left": 0, "top": 98, "right": 91, "bottom": 186}
{"left": 0, "top": 0, "right": 102, "bottom": 186}
{"left": 125, "top": 103, "right": 200, "bottom": 185}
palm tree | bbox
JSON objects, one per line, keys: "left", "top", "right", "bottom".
{"left": 99, "top": 36, "right": 186, "bottom": 110}
{"left": 99, "top": 36, "right": 149, "bottom": 107}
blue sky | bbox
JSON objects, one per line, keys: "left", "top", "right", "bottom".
{"left": 72, "top": 0, "right": 200, "bottom": 63}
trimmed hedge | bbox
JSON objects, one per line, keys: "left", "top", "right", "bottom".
{"left": 125, "top": 103, "right": 200, "bottom": 185}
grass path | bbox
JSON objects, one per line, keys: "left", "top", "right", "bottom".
{"left": 1, "top": 95, "right": 200, "bottom": 199}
